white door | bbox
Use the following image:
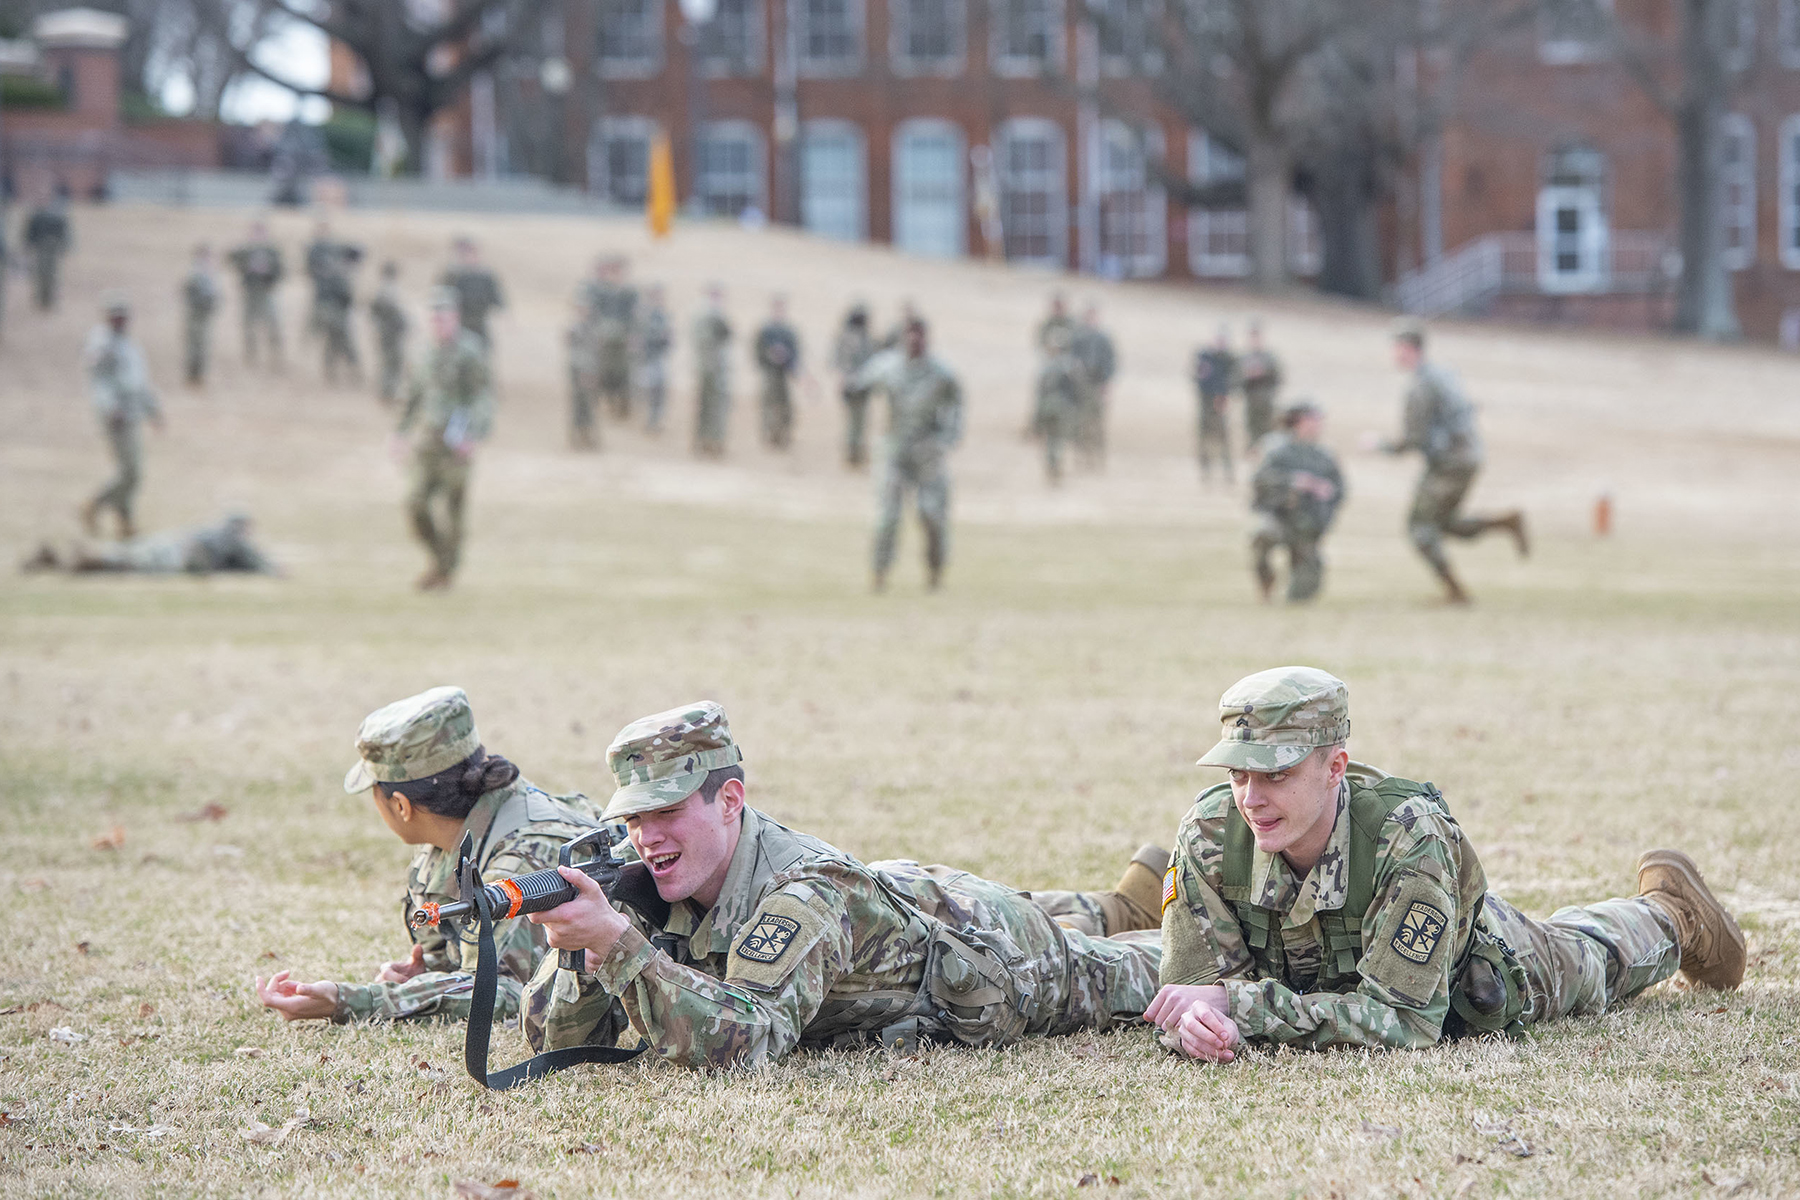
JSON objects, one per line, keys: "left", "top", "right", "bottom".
{"left": 893, "top": 122, "right": 965, "bottom": 257}
{"left": 802, "top": 126, "right": 864, "bottom": 241}
{"left": 1536, "top": 185, "right": 1607, "bottom": 293}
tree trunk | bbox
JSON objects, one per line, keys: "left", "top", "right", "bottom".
{"left": 396, "top": 99, "right": 432, "bottom": 177}
{"left": 1311, "top": 146, "right": 1382, "bottom": 299}
{"left": 1245, "top": 137, "right": 1291, "bottom": 289}
{"left": 1672, "top": 0, "right": 1740, "bottom": 339}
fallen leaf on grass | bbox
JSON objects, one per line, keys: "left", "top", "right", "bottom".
{"left": 1702, "top": 1171, "right": 1751, "bottom": 1195}
{"left": 175, "top": 803, "right": 229, "bottom": 823}
{"left": 1360, "top": 1120, "right": 1401, "bottom": 1138}
{"left": 453, "top": 1180, "right": 535, "bottom": 1200}
{"left": 0, "top": 1112, "right": 13, "bottom": 1127}
{"left": 0, "top": 1007, "right": 21, "bottom": 1017}
{"left": 48, "top": 1026, "right": 86, "bottom": 1045}
{"left": 240, "top": 1107, "right": 313, "bottom": 1146}
{"left": 139, "top": 1003, "right": 155, "bottom": 1018}
{"left": 233, "top": 1046, "right": 264, "bottom": 1059}
{"left": 91, "top": 827, "right": 126, "bottom": 851}
{"left": 568, "top": 1143, "right": 604, "bottom": 1154}
{"left": 1074, "top": 1174, "right": 1121, "bottom": 1188}
{"left": 74, "top": 942, "right": 89, "bottom": 955}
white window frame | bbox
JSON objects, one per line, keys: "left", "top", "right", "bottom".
{"left": 698, "top": 0, "right": 765, "bottom": 77}
{"left": 1538, "top": 0, "right": 1612, "bottom": 66}
{"left": 994, "top": 116, "right": 1068, "bottom": 266}
{"left": 1094, "top": 0, "right": 1162, "bottom": 77}
{"left": 890, "top": 0, "right": 967, "bottom": 75}
{"left": 795, "top": 0, "right": 865, "bottom": 76}
{"left": 800, "top": 118, "right": 867, "bottom": 240}
{"left": 1779, "top": 114, "right": 1800, "bottom": 269}
{"left": 990, "top": 0, "right": 1065, "bottom": 76}
{"left": 1781, "top": 0, "right": 1800, "bottom": 68}
{"left": 1720, "top": 113, "right": 1756, "bottom": 270}
{"left": 1094, "top": 119, "right": 1165, "bottom": 277}
{"left": 1536, "top": 184, "right": 1609, "bottom": 293}
{"left": 1725, "top": 0, "right": 1755, "bottom": 72}
{"left": 891, "top": 118, "right": 967, "bottom": 257}
{"left": 589, "top": 115, "right": 659, "bottom": 205}
{"left": 1185, "top": 129, "right": 1248, "bottom": 278}
{"left": 697, "top": 119, "right": 768, "bottom": 217}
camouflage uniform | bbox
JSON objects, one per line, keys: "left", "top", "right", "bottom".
{"left": 692, "top": 306, "right": 733, "bottom": 456}
{"left": 1237, "top": 348, "right": 1283, "bottom": 449}
{"left": 337, "top": 687, "right": 603, "bottom": 1024}
{"left": 318, "top": 254, "right": 360, "bottom": 384}
{"left": 753, "top": 317, "right": 800, "bottom": 450}
{"left": 83, "top": 313, "right": 160, "bottom": 536}
{"left": 1193, "top": 347, "right": 1236, "bottom": 482}
{"left": 1033, "top": 336, "right": 1084, "bottom": 484}
{"left": 1072, "top": 322, "right": 1116, "bottom": 466}
{"left": 304, "top": 235, "right": 338, "bottom": 340}
{"left": 635, "top": 302, "right": 673, "bottom": 433}
{"left": 851, "top": 347, "right": 963, "bottom": 584}
{"left": 1384, "top": 361, "right": 1492, "bottom": 580}
{"left": 369, "top": 279, "right": 409, "bottom": 404}
{"left": 567, "top": 309, "right": 602, "bottom": 450}
{"left": 583, "top": 278, "right": 638, "bottom": 420}
{"left": 832, "top": 311, "right": 877, "bottom": 466}
{"left": 24, "top": 203, "right": 70, "bottom": 312}
{"left": 228, "top": 238, "right": 285, "bottom": 367}
{"left": 180, "top": 264, "right": 219, "bottom": 385}
{"left": 398, "top": 313, "right": 493, "bottom": 582}
{"left": 1249, "top": 430, "right": 1344, "bottom": 603}
{"left": 1160, "top": 668, "right": 1683, "bottom": 1051}
{"left": 520, "top": 702, "right": 1163, "bottom": 1070}
{"left": 440, "top": 264, "right": 505, "bottom": 354}
{"left": 56, "top": 514, "right": 274, "bottom": 574}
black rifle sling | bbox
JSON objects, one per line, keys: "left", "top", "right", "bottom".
{"left": 464, "top": 879, "right": 645, "bottom": 1091}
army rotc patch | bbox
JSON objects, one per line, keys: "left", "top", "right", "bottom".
{"left": 727, "top": 892, "right": 832, "bottom": 991}
{"left": 739, "top": 914, "right": 801, "bottom": 963}
{"left": 1391, "top": 900, "right": 1448, "bottom": 964}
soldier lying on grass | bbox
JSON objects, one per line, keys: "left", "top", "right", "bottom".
{"left": 1145, "top": 667, "right": 1745, "bottom": 1061}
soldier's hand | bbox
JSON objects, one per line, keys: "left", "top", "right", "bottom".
{"left": 252, "top": 970, "right": 339, "bottom": 1021}
{"left": 375, "top": 943, "right": 427, "bottom": 983}
{"left": 1175, "top": 1003, "right": 1240, "bottom": 1063}
{"left": 529, "top": 866, "right": 631, "bottom": 961}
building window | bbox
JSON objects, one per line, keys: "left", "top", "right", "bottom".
{"left": 590, "top": 117, "right": 657, "bottom": 205}
{"left": 1186, "top": 130, "right": 1248, "bottom": 277}
{"left": 801, "top": 120, "right": 866, "bottom": 240}
{"left": 1781, "top": 0, "right": 1800, "bottom": 68}
{"left": 796, "top": 0, "right": 863, "bottom": 74}
{"left": 892, "top": 119, "right": 966, "bottom": 256}
{"left": 992, "top": 0, "right": 1063, "bottom": 75}
{"left": 1539, "top": 0, "right": 1611, "bottom": 65}
{"left": 996, "top": 117, "right": 1067, "bottom": 265}
{"left": 1536, "top": 146, "right": 1609, "bottom": 292}
{"left": 1720, "top": 114, "right": 1755, "bottom": 270}
{"left": 892, "top": 0, "right": 965, "bottom": 73}
{"left": 1724, "top": 0, "right": 1754, "bottom": 71}
{"left": 1780, "top": 308, "right": 1800, "bottom": 348}
{"left": 1779, "top": 115, "right": 1800, "bottom": 268}
{"left": 1095, "top": 120, "right": 1164, "bottom": 277}
{"left": 698, "top": 120, "right": 767, "bottom": 217}
{"left": 697, "top": 0, "right": 763, "bottom": 76}
{"left": 1093, "top": 0, "right": 1159, "bottom": 76}
{"left": 597, "top": 0, "right": 663, "bottom": 76}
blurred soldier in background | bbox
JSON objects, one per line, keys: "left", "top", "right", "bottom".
{"left": 567, "top": 293, "right": 602, "bottom": 450}
{"left": 832, "top": 303, "right": 877, "bottom": 468}
{"left": 1193, "top": 327, "right": 1237, "bottom": 484}
{"left": 692, "top": 284, "right": 733, "bottom": 458}
{"left": 24, "top": 192, "right": 70, "bottom": 311}
{"left": 582, "top": 256, "right": 638, "bottom": 422}
{"left": 636, "top": 284, "right": 673, "bottom": 434}
{"left": 439, "top": 236, "right": 505, "bottom": 356}
{"left": 1249, "top": 401, "right": 1344, "bottom": 604}
{"left": 80, "top": 295, "right": 162, "bottom": 539}
{"left": 1033, "top": 325, "right": 1084, "bottom": 485}
{"left": 753, "top": 295, "right": 801, "bottom": 450}
{"left": 853, "top": 317, "right": 963, "bottom": 591}
{"left": 1381, "top": 324, "right": 1527, "bottom": 604}
{"left": 1238, "top": 319, "right": 1284, "bottom": 451}
{"left": 1073, "top": 303, "right": 1117, "bottom": 468}
{"left": 180, "top": 244, "right": 219, "bottom": 386}
{"left": 318, "top": 243, "right": 362, "bottom": 385}
{"left": 396, "top": 288, "right": 493, "bottom": 591}
{"left": 1035, "top": 291, "right": 1075, "bottom": 352}
{"left": 24, "top": 512, "right": 277, "bottom": 576}
{"left": 303, "top": 219, "right": 339, "bottom": 342}
{"left": 0, "top": 204, "right": 10, "bottom": 338}
{"left": 369, "top": 261, "right": 409, "bottom": 404}
{"left": 229, "top": 220, "right": 285, "bottom": 369}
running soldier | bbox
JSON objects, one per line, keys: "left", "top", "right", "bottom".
{"left": 692, "top": 285, "right": 733, "bottom": 457}
{"left": 229, "top": 221, "right": 285, "bottom": 368}
{"left": 1249, "top": 402, "right": 1344, "bottom": 604}
{"left": 369, "top": 261, "right": 409, "bottom": 405}
{"left": 753, "top": 296, "right": 801, "bottom": 450}
{"left": 832, "top": 303, "right": 877, "bottom": 468}
{"left": 180, "top": 244, "right": 219, "bottom": 386}
{"left": 635, "top": 285, "right": 673, "bottom": 434}
{"left": 80, "top": 295, "right": 162, "bottom": 539}
{"left": 1033, "top": 326, "right": 1084, "bottom": 485}
{"left": 24, "top": 194, "right": 71, "bottom": 312}
{"left": 395, "top": 289, "right": 493, "bottom": 591}
{"left": 439, "top": 237, "right": 505, "bottom": 356}
{"left": 1193, "top": 327, "right": 1236, "bottom": 484}
{"left": 1072, "top": 304, "right": 1117, "bottom": 468}
{"left": 1237, "top": 319, "right": 1284, "bottom": 451}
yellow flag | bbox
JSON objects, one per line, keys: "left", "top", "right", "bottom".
{"left": 647, "top": 131, "right": 676, "bottom": 238}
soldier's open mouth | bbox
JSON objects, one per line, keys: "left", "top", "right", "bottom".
{"left": 648, "top": 852, "right": 681, "bottom": 875}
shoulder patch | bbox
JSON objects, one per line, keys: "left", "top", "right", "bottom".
{"left": 726, "top": 891, "right": 832, "bottom": 992}
{"left": 1361, "top": 872, "right": 1459, "bottom": 1008}
{"left": 1162, "top": 865, "right": 1177, "bottom": 913}
{"left": 739, "top": 914, "right": 801, "bottom": 963}
{"left": 1390, "top": 900, "right": 1448, "bottom": 964}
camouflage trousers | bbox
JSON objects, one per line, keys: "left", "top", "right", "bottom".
{"left": 377, "top": 339, "right": 405, "bottom": 404}
{"left": 873, "top": 449, "right": 950, "bottom": 578}
{"left": 842, "top": 389, "right": 871, "bottom": 467}
{"left": 1038, "top": 403, "right": 1076, "bottom": 484}
{"left": 1243, "top": 386, "right": 1278, "bottom": 448}
{"left": 694, "top": 369, "right": 731, "bottom": 456}
{"left": 91, "top": 419, "right": 144, "bottom": 532}
{"left": 1251, "top": 512, "right": 1325, "bottom": 603}
{"left": 184, "top": 315, "right": 212, "bottom": 384}
{"left": 243, "top": 289, "right": 282, "bottom": 366}
{"left": 760, "top": 371, "right": 794, "bottom": 450}
{"left": 1482, "top": 892, "right": 1679, "bottom": 1025}
{"left": 1408, "top": 462, "right": 1499, "bottom": 573}
{"left": 33, "top": 249, "right": 58, "bottom": 310}
{"left": 569, "top": 361, "right": 600, "bottom": 449}
{"left": 407, "top": 445, "right": 472, "bottom": 578}
{"left": 876, "top": 862, "right": 1164, "bottom": 1038}
{"left": 321, "top": 308, "right": 359, "bottom": 383}
{"left": 1074, "top": 387, "right": 1106, "bottom": 467}
{"left": 1197, "top": 394, "right": 1233, "bottom": 482}
{"left": 599, "top": 339, "right": 632, "bottom": 418}
{"left": 639, "top": 359, "right": 668, "bottom": 432}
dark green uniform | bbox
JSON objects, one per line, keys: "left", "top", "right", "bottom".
{"left": 25, "top": 204, "right": 70, "bottom": 311}
{"left": 754, "top": 318, "right": 800, "bottom": 449}
{"left": 1193, "top": 347, "right": 1236, "bottom": 482}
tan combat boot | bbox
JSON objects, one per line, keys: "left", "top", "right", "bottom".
{"left": 1096, "top": 844, "right": 1170, "bottom": 935}
{"left": 1636, "top": 849, "right": 1746, "bottom": 990}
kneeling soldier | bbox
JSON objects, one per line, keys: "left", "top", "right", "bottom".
{"left": 522, "top": 702, "right": 1166, "bottom": 1069}
{"left": 1148, "top": 667, "right": 1745, "bottom": 1060}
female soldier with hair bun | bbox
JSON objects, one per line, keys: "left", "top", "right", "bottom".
{"left": 252, "top": 687, "right": 604, "bottom": 1025}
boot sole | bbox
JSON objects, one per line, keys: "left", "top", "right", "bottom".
{"left": 1636, "top": 849, "right": 1746, "bottom": 988}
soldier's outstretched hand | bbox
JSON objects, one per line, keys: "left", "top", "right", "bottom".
{"left": 251, "top": 970, "right": 339, "bottom": 1021}
{"left": 528, "top": 865, "right": 631, "bottom": 960}
{"left": 375, "top": 943, "right": 426, "bottom": 982}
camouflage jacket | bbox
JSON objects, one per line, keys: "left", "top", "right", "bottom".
{"left": 1194, "top": 348, "right": 1237, "bottom": 399}
{"left": 833, "top": 323, "right": 874, "bottom": 378}
{"left": 579, "top": 281, "right": 638, "bottom": 343}
{"left": 851, "top": 350, "right": 964, "bottom": 463}
{"left": 370, "top": 285, "right": 408, "bottom": 343}
{"left": 1251, "top": 433, "right": 1345, "bottom": 534}
{"left": 1160, "top": 763, "right": 1488, "bottom": 1050}
{"left": 398, "top": 331, "right": 494, "bottom": 451}
{"left": 636, "top": 307, "right": 672, "bottom": 362}
{"left": 84, "top": 327, "right": 159, "bottom": 423}
{"left": 440, "top": 266, "right": 505, "bottom": 337}
{"left": 1074, "top": 326, "right": 1116, "bottom": 387}
{"left": 691, "top": 309, "right": 732, "bottom": 375}
{"left": 228, "top": 242, "right": 284, "bottom": 291}
{"left": 1391, "top": 362, "right": 1483, "bottom": 470}
{"left": 26, "top": 207, "right": 69, "bottom": 254}
{"left": 1238, "top": 349, "right": 1282, "bottom": 399}
{"left": 334, "top": 780, "right": 599, "bottom": 1024}
{"left": 182, "top": 520, "right": 275, "bottom": 573}
{"left": 182, "top": 269, "right": 218, "bottom": 320}
{"left": 754, "top": 320, "right": 800, "bottom": 376}
{"left": 1034, "top": 352, "right": 1084, "bottom": 429}
{"left": 522, "top": 807, "right": 947, "bottom": 1070}
{"left": 1036, "top": 313, "right": 1076, "bottom": 353}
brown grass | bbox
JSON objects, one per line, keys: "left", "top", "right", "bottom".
{"left": 0, "top": 203, "right": 1796, "bottom": 1198}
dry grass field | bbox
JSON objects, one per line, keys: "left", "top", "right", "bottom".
{"left": 1, "top": 202, "right": 1798, "bottom": 1199}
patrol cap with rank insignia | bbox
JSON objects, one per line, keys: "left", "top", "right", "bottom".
{"left": 602, "top": 701, "right": 744, "bottom": 820}
{"left": 343, "top": 686, "right": 481, "bottom": 793}
{"left": 1196, "top": 666, "right": 1351, "bottom": 772}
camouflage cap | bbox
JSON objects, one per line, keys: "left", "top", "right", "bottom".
{"left": 603, "top": 701, "right": 743, "bottom": 820}
{"left": 428, "top": 285, "right": 460, "bottom": 312}
{"left": 102, "top": 291, "right": 130, "bottom": 316}
{"left": 1196, "top": 667, "right": 1351, "bottom": 772}
{"left": 343, "top": 686, "right": 480, "bottom": 794}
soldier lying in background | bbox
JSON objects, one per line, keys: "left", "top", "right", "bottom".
{"left": 23, "top": 513, "right": 278, "bottom": 576}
